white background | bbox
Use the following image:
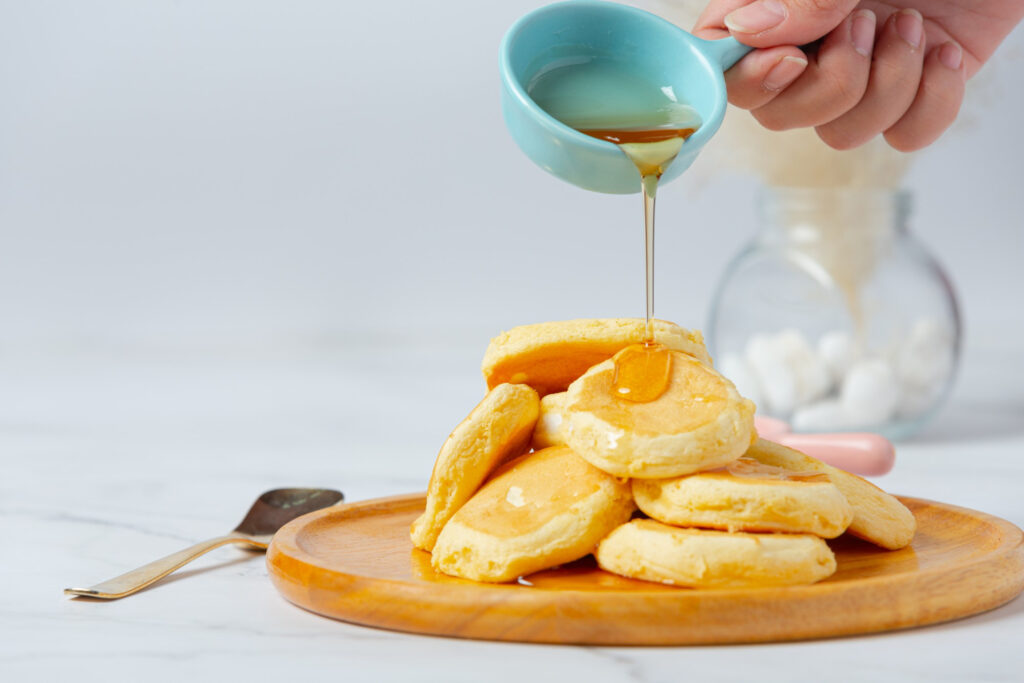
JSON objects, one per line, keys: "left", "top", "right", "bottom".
{"left": 2, "top": 0, "right": 1022, "bottom": 352}
{"left": 2, "top": 3, "right": 1023, "bottom": 680}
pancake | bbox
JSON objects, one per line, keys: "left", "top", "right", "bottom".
{"left": 410, "top": 383, "right": 539, "bottom": 552}
{"left": 562, "top": 349, "right": 756, "bottom": 478}
{"left": 744, "top": 438, "right": 916, "bottom": 550}
{"left": 481, "top": 318, "right": 712, "bottom": 397}
{"left": 596, "top": 518, "right": 837, "bottom": 588}
{"left": 530, "top": 391, "right": 568, "bottom": 450}
{"left": 632, "top": 457, "right": 854, "bottom": 537}
{"left": 431, "top": 446, "right": 634, "bottom": 583}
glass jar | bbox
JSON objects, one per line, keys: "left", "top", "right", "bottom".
{"left": 708, "top": 187, "right": 961, "bottom": 440}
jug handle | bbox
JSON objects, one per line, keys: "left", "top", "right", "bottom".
{"left": 700, "top": 36, "right": 753, "bottom": 72}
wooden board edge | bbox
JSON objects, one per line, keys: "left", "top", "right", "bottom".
{"left": 266, "top": 493, "right": 1024, "bottom": 645}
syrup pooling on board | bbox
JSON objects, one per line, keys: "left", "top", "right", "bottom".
{"left": 528, "top": 57, "right": 701, "bottom": 403}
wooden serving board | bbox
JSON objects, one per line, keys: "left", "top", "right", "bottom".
{"left": 266, "top": 493, "right": 1024, "bottom": 645}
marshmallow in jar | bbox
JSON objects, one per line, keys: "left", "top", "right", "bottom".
{"left": 708, "top": 188, "right": 960, "bottom": 440}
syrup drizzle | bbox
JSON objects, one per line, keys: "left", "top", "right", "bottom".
{"left": 611, "top": 340, "right": 672, "bottom": 403}
{"left": 724, "top": 457, "right": 831, "bottom": 483}
{"left": 578, "top": 126, "right": 698, "bottom": 403}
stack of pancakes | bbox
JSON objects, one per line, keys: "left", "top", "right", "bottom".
{"left": 412, "top": 319, "right": 915, "bottom": 588}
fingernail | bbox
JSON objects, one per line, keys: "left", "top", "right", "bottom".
{"left": 939, "top": 41, "right": 963, "bottom": 70}
{"left": 763, "top": 55, "right": 807, "bottom": 92}
{"left": 725, "top": 0, "right": 787, "bottom": 34}
{"left": 895, "top": 9, "right": 923, "bottom": 49}
{"left": 851, "top": 10, "right": 876, "bottom": 58}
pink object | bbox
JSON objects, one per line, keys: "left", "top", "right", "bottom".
{"left": 752, "top": 416, "right": 790, "bottom": 439}
{"left": 753, "top": 416, "right": 895, "bottom": 477}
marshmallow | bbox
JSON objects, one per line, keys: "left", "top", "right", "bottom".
{"left": 895, "top": 318, "right": 955, "bottom": 394}
{"left": 775, "top": 329, "right": 832, "bottom": 406}
{"left": 818, "top": 331, "right": 859, "bottom": 383}
{"left": 891, "top": 317, "right": 956, "bottom": 419}
{"left": 797, "top": 353, "right": 833, "bottom": 407}
{"left": 745, "top": 334, "right": 798, "bottom": 416}
{"left": 744, "top": 329, "right": 832, "bottom": 416}
{"left": 791, "top": 399, "right": 852, "bottom": 432}
{"left": 737, "top": 318, "right": 953, "bottom": 429}
{"left": 719, "top": 352, "right": 764, "bottom": 408}
{"left": 841, "top": 359, "right": 898, "bottom": 427}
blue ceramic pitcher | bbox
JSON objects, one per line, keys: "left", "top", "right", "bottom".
{"left": 500, "top": 1, "right": 751, "bottom": 194}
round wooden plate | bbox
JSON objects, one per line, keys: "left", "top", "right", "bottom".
{"left": 267, "top": 493, "right": 1024, "bottom": 644}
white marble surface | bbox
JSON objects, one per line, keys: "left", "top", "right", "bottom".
{"left": 3, "top": 338, "right": 1023, "bottom": 683}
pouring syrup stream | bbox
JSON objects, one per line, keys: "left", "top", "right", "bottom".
{"left": 576, "top": 127, "right": 697, "bottom": 402}
{"left": 527, "top": 59, "right": 700, "bottom": 403}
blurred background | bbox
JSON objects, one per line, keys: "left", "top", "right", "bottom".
{"left": 2, "top": 0, "right": 1022, "bottom": 485}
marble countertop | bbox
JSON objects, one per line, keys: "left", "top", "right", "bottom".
{"left": 4, "top": 339, "right": 1023, "bottom": 683}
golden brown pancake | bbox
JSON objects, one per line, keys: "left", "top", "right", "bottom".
{"left": 744, "top": 438, "right": 916, "bottom": 550}
{"left": 562, "top": 349, "right": 756, "bottom": 478}
{"left": 481, "top": 318, "right": 711, "bottom": 397}
{"left": 596, "top": 518, "right": 837, "bottom": 588}
{"left": 410, "top": 383, "right": 539, "bottom": 551}
{"left": 431, "top": 446, "right": 634, "bottom": 582}
{"left": 632, "top": 457, "right": 854, "bottom": 537}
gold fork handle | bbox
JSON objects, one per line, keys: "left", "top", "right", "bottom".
{"left": 64, "top": 533, "right": 259, "bottom": 599}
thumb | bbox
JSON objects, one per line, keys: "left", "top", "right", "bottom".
{"left": 723, "top": 0, "right": 861, "bottom": 48}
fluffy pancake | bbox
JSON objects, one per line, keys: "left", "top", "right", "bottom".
{"left": 481, "top": 318, "right": 711, "bottom": 397}
{"left": 431, "top": 446, "right": 634, "bottom": 583}
{"left": 410, "top": 383, "right": 539, "bottom": 552}
{"left": 562, "top": 349, "right": 756, "bottom": 478}
{"left": 530, "top": 391, "right": 568, "bottom": 450}
{"left": 632, "top": 457, "right": 854, "bottom": 537}
{"left": 596, "top": 518, "right": 837, "bottom": 588}
{"left": 744, "top": 438, "right": 916, "bottom": 550}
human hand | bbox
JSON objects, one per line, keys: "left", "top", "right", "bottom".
{"left": 693, "top": 0, "right": 1024, "bottom": 150}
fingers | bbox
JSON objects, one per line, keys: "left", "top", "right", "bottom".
{"left": 723, "top": 47, "right": 809, "bottom": 109}
{"left": 694, "top": 0, "right": 756, "bottom": 39}
{"left": 750, "top": 10, "right": 875, "bottom": 130}
{"left": 816, "top": 9, "right": 927, "bottom": 150}
{"left": 697, "top": 0, "right": 965, "bottom": 150}
{"left": 693, "top": 0, "right": 809, "bottom": 111}
{"left": 717, "top": 0, "right": 861, "bottom": 48}
{"left": 883, "top": 42, "right": 967, "bottom": 151}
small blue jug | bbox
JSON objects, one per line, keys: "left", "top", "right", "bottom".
{"left": 500, "top": 1, "right": 751, "bottom": 194}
